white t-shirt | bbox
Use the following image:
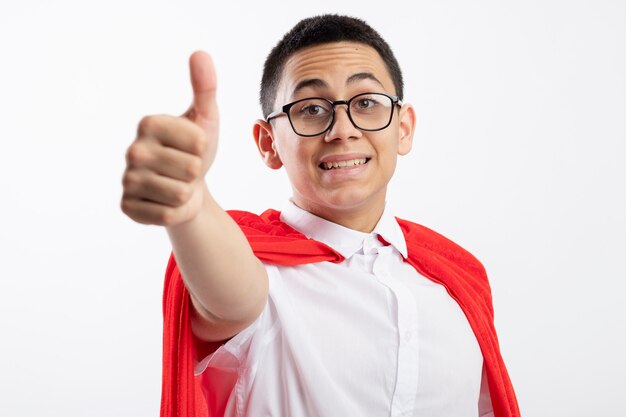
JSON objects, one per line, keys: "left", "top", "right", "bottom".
{"left": 196, "top": 202, "right": 494, "bottom": 417}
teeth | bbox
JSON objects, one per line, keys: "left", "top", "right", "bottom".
{"left": 322, "top": 158, "right": 367, "bottom": 170}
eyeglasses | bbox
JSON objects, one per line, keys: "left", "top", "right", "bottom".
{"left": 265, "top": 92, "right": 402, "bottom": 137}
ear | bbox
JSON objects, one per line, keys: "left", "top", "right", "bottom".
{"left": 397, "top": 103, "right": 416, "bottom": 156}
{"left": 253, "top": 119, "right": 283, "bottom": 170}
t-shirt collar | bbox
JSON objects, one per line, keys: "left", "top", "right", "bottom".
{"left": 279, "top": 200, "right": 408, "bottom": 260}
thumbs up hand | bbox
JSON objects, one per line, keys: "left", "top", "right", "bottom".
{"left": 121, "top": 51, "right": 219, "bottom": 226}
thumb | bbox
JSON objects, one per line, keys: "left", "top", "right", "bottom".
{"left": 185, "top": 50, "right": 218, "bottom": 124}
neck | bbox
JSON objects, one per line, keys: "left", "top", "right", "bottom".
{"left": 290, "top": 199, "right": 385, "bottom": 233}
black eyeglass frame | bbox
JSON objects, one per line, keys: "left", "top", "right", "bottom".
{"left": 265, "top": 92, "right": 403, "bottom": 137}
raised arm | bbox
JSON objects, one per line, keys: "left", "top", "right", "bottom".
{"left": 121, "top": 51, "right": 268, "bottom": 343}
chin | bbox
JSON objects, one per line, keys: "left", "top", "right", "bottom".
{"left": 319, "top": 189, "right": 384, "bottom": 212}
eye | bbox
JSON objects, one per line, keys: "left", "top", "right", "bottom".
{"left": 355, "top": 97, "right": 378, "bottom": 109}
{"left": 302, "top": 104, "right": 325, "bottom": 115}
{"left": 301, "top": 104, "right": 322, "bottom": 116}
{"left": 296, "top": 102, "right": 330, "bottom": 118}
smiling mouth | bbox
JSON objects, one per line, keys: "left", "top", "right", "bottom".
{"left": 319, "top": 158, "right": 370, "bottom": 170}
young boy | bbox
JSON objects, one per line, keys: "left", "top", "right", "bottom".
{"left": 121, "top": 14, "right": 519, "bottom": 417}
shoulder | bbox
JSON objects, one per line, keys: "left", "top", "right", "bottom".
{"left": 226, "top": 209, "right": 343, "bottom": 265}
{"left": 227, "top": 209, "right": 301, "bottom": 236}
{"left": 227, "top": 209, "right": 279, "bottom": 229}
{"left": 395, "top": 217, "right": 488, "bottom": 281}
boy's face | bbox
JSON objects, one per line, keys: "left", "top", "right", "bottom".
{"left": 254, "top": 41, "right": 415, "bottom": 230}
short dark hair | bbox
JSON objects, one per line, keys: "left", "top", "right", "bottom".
{"left": 260, "top": 14, "right": 404, "bottom": 118}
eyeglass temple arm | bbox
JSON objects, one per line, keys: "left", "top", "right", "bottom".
{"left": 265, "top": 109, "right": 285, "bottom": 122}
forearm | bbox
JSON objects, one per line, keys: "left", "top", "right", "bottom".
{"left": 166, "top": 185, "right": 268, "bottom": 328}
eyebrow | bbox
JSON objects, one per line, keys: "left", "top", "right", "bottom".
{"left": 291, "top": 72, "right": 385, "bottom": 98}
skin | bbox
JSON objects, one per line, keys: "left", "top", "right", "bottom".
{"left": 254, "top": 42, "right": 416, "bottom": 232}
{"left": 121, "top": 52, "right": 268, "bottom": 344}
{"left": 120, "top": 42, "right": 416, "bottom": 345}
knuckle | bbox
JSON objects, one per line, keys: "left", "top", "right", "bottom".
{"left": 120, "top": 197, "right": 136, "bottom": 218}
{"left": 125, "top": 144, "right": 144, "bottom": 167}
{"left": 137, "top": 115, "right": 157, "bottom": 135}
{"left": 120, "top": 198, "right": 130, "bottom": 215}
{"left": 172, "top": 185, "right": 191, "bottom": 205}
{"left": 185, "top": 159, "right": 202, "bottom": 179}
{"left": 158, "top": 208, "right": 176, "bottom": 226}
{"left": 193, "top": 130, "right": 208, "bottom": 155}
{"left": 121, "top": 172, "right": 133, "bottom": 189}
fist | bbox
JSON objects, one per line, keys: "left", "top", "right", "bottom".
{"left": 121, "top": 51, "right": 219, "bottom": 226}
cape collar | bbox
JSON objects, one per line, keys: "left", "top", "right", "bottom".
{"left": 280, "top": 200, "right": 408, "bottom": 260}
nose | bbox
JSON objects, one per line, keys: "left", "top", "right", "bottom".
{"left": 323, "top": 105, "right": 362, "bottom": 142}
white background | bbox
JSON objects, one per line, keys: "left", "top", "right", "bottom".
{"left": 1, "top": 1, "right": 624, "bottom": 416}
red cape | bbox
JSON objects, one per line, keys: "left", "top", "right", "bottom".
{"left": 161, "top": 209, "right": 520, "bottom": 417}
